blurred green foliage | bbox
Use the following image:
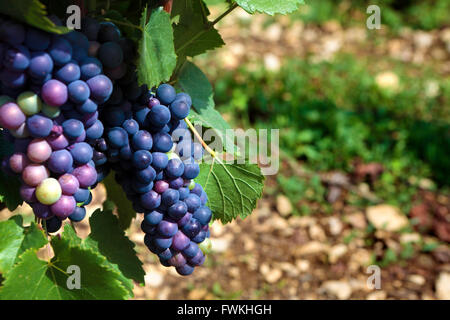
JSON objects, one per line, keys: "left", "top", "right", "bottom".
{"left": 212, "top": 53, "right": 449, "bottom": 210}
{"left": 293, "top": 0, "right": 450, "bottom": 31}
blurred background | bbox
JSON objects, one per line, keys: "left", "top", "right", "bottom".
{"left": 2, "top": 0, "right": 449, "bottom": 299}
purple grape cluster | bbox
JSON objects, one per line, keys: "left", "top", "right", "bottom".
{"left": 0, "top": 17, "right": 213, "bottom": 275}
{"left": 0, "top": 17, "right": 113, "bottom": 232}
{"left": 77, "top": 18, "right": 212, "bottom": 275}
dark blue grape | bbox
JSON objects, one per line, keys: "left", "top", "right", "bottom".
{"left": 86, "top": 120, "right": 104, "bottom": 139}
{"left": 170, "top": 98, "right": 190, "bottom": 120}
{"left": 157, "top": 220, "right": 178, "bottom": 237}
{"left": 135, "top": 166, "right": 156, "bottom": 184}
{"left": 26, "top": 114, "right": 53, "bottom": 138}
{"left": 132, "top": 180, "right": 153, "bottom": 194}
{"left": 193, "top": 207, "right": 212, "bottom": 225}
{"left": 4, "top": 45, "right": 30, "bottom": 71}
{"left": 98, "top": 22, "right": 121, "bottom": 42}
{"left": 25, "top": 28, "right": 50, "bottom": 50}
{"left": 184, "top": 194, "right": 201, "bottom": 212}
{"left": 132, "top": 130, "right": 153, "bottom": 150}
{"left": 153, "top": 236, "right": 173, "bottom": 250}
{"left": 28, "top": 52, "right": 53, "bottom": 79}
{"left": 65, "top": 31, "right": 89, "bottom": 51}
{"left": 69, "top": 142, "right": 93, "bottom": 164}
{"left": 77, "top": 99, "right": 97, "bottom": 114}
{"left": 151, "top": 152, "right": 168, "bottom": 170}
{"left": 134, "top": 106, "right": 150, "bottom": 126}
{"left": 55, "top": 61, "right": 81, "bottom": 84}
{"left": 62, "top": 119, "right": 84, "bottom": 138}
{"left": 98, "top": 41, "right": 123, "bottom": 69}
{"left": 69, "top": 206, "right": 86, "bottom": 222}
{"left": 132, "top": 150, "right": 152, "bottom": 169}
{"left": 48, "top": 149, "right": 73, "bottom": 174}
{"left": 86, "top": 75, "right": 113, "bottom": 103}
{"left": 45, "top": 216, "right": 62, "bottom": 233}
{"left": 169, "top": 177, "right": 184, "bottom": 189}
{"left": 182, "top": 217, "right": 201, "bottom": 239}
{"left": 122, "top": 119, "right": 139, "bottom": 135}
{"left": 179, "top": 187, "right": 190, "bottom": 201}
{"left": 152, "top": 132, "right": 173, "bottom": 152}
{"left": 140, "top": 190, "right": 161, "bottom": 210}
{"left": 93, "top": 150, "right": 107, "bottom": 166}
{"left": 148, "top": 105, "right": 171, "bottom": 126}
{"left": 161, "top": 188, "right": 180, "bottom": 207}
{"left": 107, "top": 127, "right": 128, "bottom": 148}
{"left": 80, "top": 57, "right": 102, "bottom": 80}
{"left": 141, "top": 220, "right": 156, "bottom": 234}
{"left": 168, "top": 201, "right": 188, "bottom": 220}
{"left": 183, "top": 161, "right": 200, "bottom": 179}
{"left": 144, "top": 210, "right": 163, "bottom": 225}
{"left": 165, "top": 158, "right": 184, "bottom": 178}
{"left": 68, "top": 80, "right": 90, "bottom": 104}
{"left": 156, "top": 84, "right": 176, "bottom": 105}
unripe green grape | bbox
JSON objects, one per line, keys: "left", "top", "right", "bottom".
{"left": 199, "top": 237, "right": 212, "bottom": 255}
{"left": 17, "top": 91, "right": 42, "bottom": 116}
{"left": 167, "top": 151, "right": 180, "bottom": 161}
{"left": 188, "top": 180, "right": 196, "bottom": 190}
{"left": 36, "top": 178, "right": 62, "bottom": 205}
{"left": 42, "top": 103, "right": 61, "bottom": 118}
{"left": 0, "top": 95, "right": 14, "bottom": 106}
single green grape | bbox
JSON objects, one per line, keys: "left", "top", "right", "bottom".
{"left": 188, "top": 180, "right": 196, "bottom": 190}
{"left": 199, "top": 238, "right": 212, "bottom": 255}
{"left": 17, "top": 91, "right": 42, "bottom": 116}
{"left": 36, "top": 178, "right": 62, "bottom": 205}
{"left": 42, "top": 103, "right": 61, "bottom": 118}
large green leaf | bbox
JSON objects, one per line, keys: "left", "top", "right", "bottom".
{"left": 177, "top": 61, "right": 235, "bottom": 153}
{"left": 173, "top": 0, "right": 224, "bottom": 57}
{"left": 137, "top": 6, "right": 177, "bottom": 88}
{"left": 197, "top": 160, "right": 264, "bottom": 223}
{"left": 63, "top": 209, "right": 144, "bottom": 289}
{"left": 0, "top": 241, "right": 131, "bottom": 299}
{"left": 0, "top": 0, "right": 69, "bottom": 34}
{"left": 102, "top": 172, "right": 136, "bottom": 230}
{"left": 0, "top": 218, "right": 47, "bottom": 274}
{"left": 235, "top": 0, "right": 304, "bottom": 15}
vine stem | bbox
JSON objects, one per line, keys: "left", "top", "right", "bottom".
{"left": 176, "top": 3, "right": 238, "bottom": 54}
{"left": 184, "top": 118, "right": 216, "bottom": 158}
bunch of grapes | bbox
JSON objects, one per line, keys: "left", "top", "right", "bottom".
{"left": 76, "top": 19, "right": 212, "bottom": 275}
{"left": 0, "top": 17, "right": 113, "bottom": 231}
{"left": 0, "top": 16, "right": 213, "bottom": 275}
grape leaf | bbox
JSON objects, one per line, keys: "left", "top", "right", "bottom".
{"left": 173, "top": 0, "right": 224, "bottom": 57}
{"left": 0, "top": 0, "right": 69, "bottom": 34}
{"left": 0, "top": 172, "right": 23, "bottom": 211}
{"left": 235, "top": 0, "right": 304, "bottom": 15}
{"left": 0, "top": 133, "right": 23, "bottom": 211}
{"left": 137, "top": 6, "right": 177, "bottom": 89}
{"left": 61, "top": 225, "right": 134, "bottom": 296}
{"left": 177, "top": 61, "right": 235, "bottom": 153}
{"left": 102, "top": 172, "right": 136, "bottom": 230}
{"left": 62, "top": 209, "right": 144, "bottom": 289}
{"left": 197, "top": 160, "right": 264, "bottom": 223}
{"left": 0, "top": 218, "right": 47, "bottom": 275}
{"left": 0, "top": 241, "right": 131, "bottom": 299}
